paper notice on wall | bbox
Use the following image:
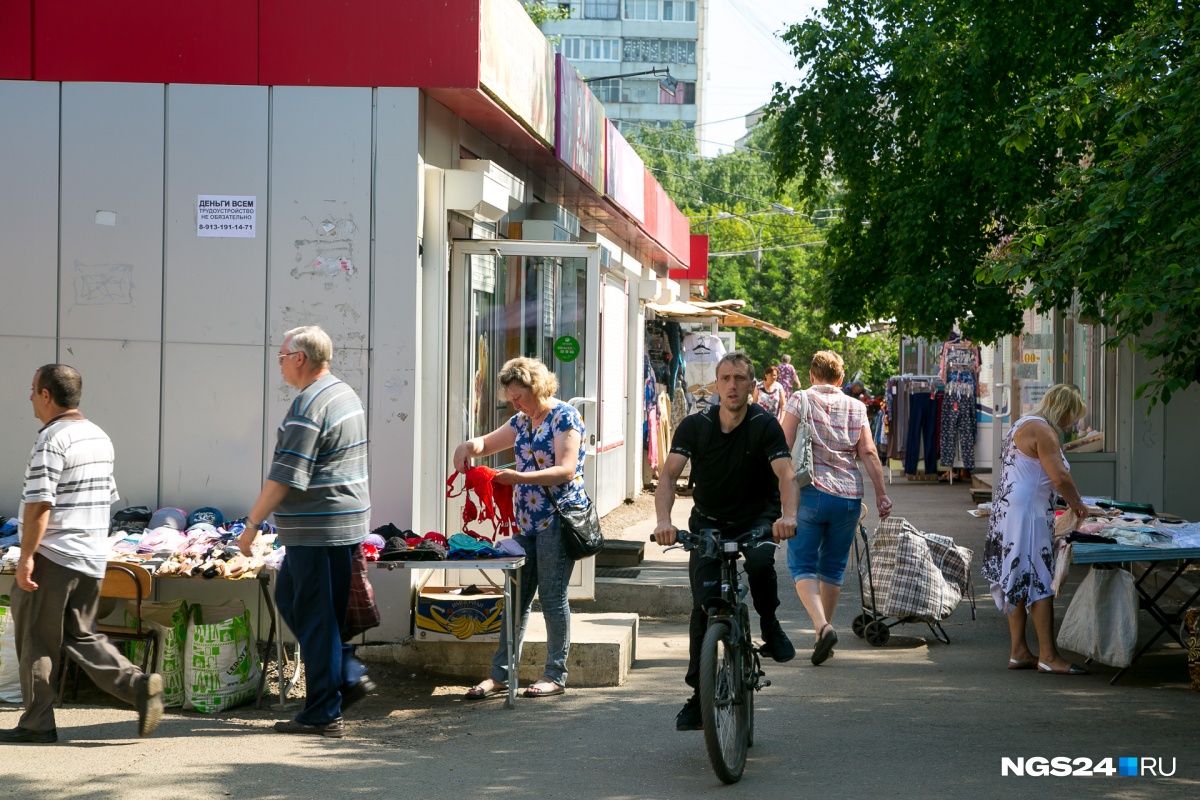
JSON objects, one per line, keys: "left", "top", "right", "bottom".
{"left": 197, "top": 195, "right": 256, "bottom": 238}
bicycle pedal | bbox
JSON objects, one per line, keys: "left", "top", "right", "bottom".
{"left": 758, "top": 680, "right": 772, "bottom": 689}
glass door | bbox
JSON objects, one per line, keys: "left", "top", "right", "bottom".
{"left": 448, "top": 240, "right": 601, "bottom": 598}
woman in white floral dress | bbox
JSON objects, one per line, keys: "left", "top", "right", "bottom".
{"left": 454, "top": 357, "right": 587, "bottom": 699}
{"left": 982, "top": 384, "right": 1089, "bottom": 675}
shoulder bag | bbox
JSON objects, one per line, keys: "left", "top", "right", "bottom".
{"left": 789, "top": 389, "right": 815, "bottom": 488}
{"left": 542, "top": 485, "right": 604, "bottom": 561}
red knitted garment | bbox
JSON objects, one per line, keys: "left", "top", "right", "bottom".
{"left": 446, "top": 467, "right": 517, "bottom": 541}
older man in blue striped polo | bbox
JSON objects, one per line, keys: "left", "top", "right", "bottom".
{"left": 240, "top": 325, "right": 373, "bottom": 738}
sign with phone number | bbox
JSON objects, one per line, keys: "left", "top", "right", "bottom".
{"left": 197, "top": 195, "right": 256, "bottom": 238}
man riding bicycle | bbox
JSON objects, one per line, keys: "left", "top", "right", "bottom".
{"left": 654, "top": 351, "right": 798, "bottom": 731}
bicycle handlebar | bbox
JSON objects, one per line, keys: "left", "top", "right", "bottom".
{"left": 649, "top": 527, "right": 775, "bottom": 553}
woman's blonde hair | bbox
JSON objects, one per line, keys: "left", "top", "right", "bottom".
{"left": 498, "top": 356, "right": 558, "bottom": 400}
{"left": 810, "top": 350, "right": 845, "bottom": 384}
{"left": 1031, "top": 384, "right": 1086, "bottom": 431}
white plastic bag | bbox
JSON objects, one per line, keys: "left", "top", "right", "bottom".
{"left": 1057, "top": 566, "right": 1138, "bottom": 667}
{"left": 126, "top": 598, "right": 189, "bottom": 708}
{"left": 0, "top": 599, "right": 23, "bottom": 703}
{"left": 183, "top": 600, "right": 261, "bottom": 713}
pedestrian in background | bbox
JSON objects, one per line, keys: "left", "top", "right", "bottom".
{"left": 781, "top": 351, "right": 892, "bottom": 666}
{"left": 240, "top": 325, "right": 375, "bottom": 737}
{"left": 753, "top": 365, "right": 786, "bottom": 420}
{"left": 3, "top": 364, "right": 163, "bottom": 744}
{"left": 777, "top": 354, "right": 798, "bottom": 396}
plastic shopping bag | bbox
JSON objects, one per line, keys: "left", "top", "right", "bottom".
{"left": 0, "top": 599, "right": 23, "bottom": 703}
{"left": 183, "top": 600, "right": 261, "bottom": 713}
{"left": 1057, "top": 566, "right": 1137, "bottom": 668}
{"left": 126, "top": 599, "right": 189, "bottom": 707}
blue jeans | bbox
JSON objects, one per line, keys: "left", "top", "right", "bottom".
{"left": 489, "top": 520, "right": 573, "bottom": 687}
{"left": 276, "top": 544, "right": 364, "bottom": 724}
{"left": 787, "top": 486, "right": 861, "bottom": 585}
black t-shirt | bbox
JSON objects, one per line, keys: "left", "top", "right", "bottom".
{"left": 670, "top": 404, "right": 791, "bottom": 525}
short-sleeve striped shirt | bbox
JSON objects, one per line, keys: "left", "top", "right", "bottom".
{"left": 19, "top": 415, "right": 119, "bottom": 580}
{"left": 268, "top": 374, "right": 370, "bottom": 547}
{"left": 785, "top": 384, "right": 868, "bottom": 499}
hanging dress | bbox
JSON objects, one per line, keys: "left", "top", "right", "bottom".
{"left": 981, "top": 416, "right": 1067, "bottom": 613}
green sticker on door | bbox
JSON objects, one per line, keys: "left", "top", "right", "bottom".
{"left": 554, "top": 335, "right": 580, "bottom": 363}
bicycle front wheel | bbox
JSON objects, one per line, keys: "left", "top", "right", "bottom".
{"left": 699, "top": 621, "right": 748, "bottom": 784}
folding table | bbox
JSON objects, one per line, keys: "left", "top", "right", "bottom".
{"left": 1071, "top": 542, "right": 1200, "bottom": 684}
{"left": 372, "top": 557, "right": 525, "bottom": 708}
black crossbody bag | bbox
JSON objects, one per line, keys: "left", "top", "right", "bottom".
{"left": 541, "top": 485, "right": 604, "bottom": 561}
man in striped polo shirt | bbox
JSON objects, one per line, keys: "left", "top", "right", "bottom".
{"left": 2, "top": 365, "right": 163, "bottom": 744}
{"left": 239, "top": 325, "right": 372, "bottom": 738}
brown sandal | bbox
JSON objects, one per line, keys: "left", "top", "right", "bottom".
{"left": 464, "top": 679, "right": 508, "bottom": 700}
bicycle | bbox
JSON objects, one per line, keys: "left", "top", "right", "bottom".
{"left": 651, "top": 527, "right": 776, "bottom": 784}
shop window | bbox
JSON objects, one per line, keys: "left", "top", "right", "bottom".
{"left": 622, "top": 38, "right": 696, "bottom": 64}
{"left": 584, "top": 0, "right": 619, "bottom": 18}
{"left": 621, "top": 79, "right": 660, "bottom": 104}
{"left": 624, "top": 0, "right": 659, "bottom": 20}
{"left": 663, "top": 1, "right": 696, "bottom": 21}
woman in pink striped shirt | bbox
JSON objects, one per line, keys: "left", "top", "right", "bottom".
{"left": 781, "top": 351, "right": 892, "bottom": 665}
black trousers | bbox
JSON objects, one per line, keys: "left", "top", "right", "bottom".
{"left": 903, "top": 391, "right": 938, "bottom": 475}
{"left": 685, "top": 510, "right": 780, "bottom": 691}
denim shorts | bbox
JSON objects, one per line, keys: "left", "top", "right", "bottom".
{"left": 786, "top": 486, "right": 862, "bottom": 585}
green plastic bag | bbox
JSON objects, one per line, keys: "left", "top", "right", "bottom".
{"left": 125, "top": 598, "right": 189, "bottom": 708}
{"left": 183, "top": 601, "right": 260, "bottom": 713}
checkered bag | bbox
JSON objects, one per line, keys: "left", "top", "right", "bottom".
{"left": 862, "top": 518, "right": 972, "bottom": 621}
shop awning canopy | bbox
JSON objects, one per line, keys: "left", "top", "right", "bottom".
{"left": 646, "top": 300, "right": 791, "bottom": 339}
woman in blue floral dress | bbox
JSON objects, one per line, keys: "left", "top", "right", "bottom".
{"left": 454, "top": 357, "right": 587, "bottom": 699}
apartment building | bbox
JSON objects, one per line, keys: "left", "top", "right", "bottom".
{"left": 535, "top": 1, "right": 705, "bottom": 138}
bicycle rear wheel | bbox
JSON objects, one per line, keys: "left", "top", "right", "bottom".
{"left": 699, "top": 621, "right": 748, "bottom": 783}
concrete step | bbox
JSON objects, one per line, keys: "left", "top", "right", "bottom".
{"left": 358, "top": 612, "right": 638, "bottom": 687}
{"left": 576, "top": 561, "right": 691, "bottom": 618}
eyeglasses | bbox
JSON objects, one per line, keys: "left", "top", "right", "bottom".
{"left": 277, "top": 351, "right": 301, "bottom": 363}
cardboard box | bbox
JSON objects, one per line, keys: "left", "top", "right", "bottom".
{"left": 415, "top": 586, "right": 503, "bottom": 642}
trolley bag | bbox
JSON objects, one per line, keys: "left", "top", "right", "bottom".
{"left": 1056, "top": 566, "right": 1137, "bottom": 668}
{"left": 866, "top": 518, "right": 966, "bottom": 620}
{"left": 183, "top": 600, "right": 261, "bottom": 712}
{"left": 125, "top": 598, "right": 189, "bottom": 707}
{"left": 0, "top": 599, "right": 22, "bottom": 703}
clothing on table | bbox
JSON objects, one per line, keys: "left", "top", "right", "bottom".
{"left": 787, "top": 385, "right": 869, "bottom": 499}
{"left": 777, "top": 362, "right": 798, "bottom": 395}
{"left": 669, "top": 403, "right": 790, "bottom": 527}
{"left": 755, "top": 381, "right": 785, "bottom": 417}
{"left": 508, "top": 400, "right": 588, "bottom": 532}
{"left": 981, "top": 416, "right": 1066, "bottom": 613}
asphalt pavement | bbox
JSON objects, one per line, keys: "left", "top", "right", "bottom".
{"left": 1, "top": 477, "right": 1197, "bottom": 799}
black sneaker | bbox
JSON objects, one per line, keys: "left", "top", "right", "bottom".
{"left": 274, "top": 717, "right": 346, "bottom": 738}
{"left": 675, "top": 695, "right": 703, "bottom": 731}
{"left": 759, "top": 623, "right": 796, "bottom": 663}
{"left": 341, "top": 676, "right": 377, "bottom": 711}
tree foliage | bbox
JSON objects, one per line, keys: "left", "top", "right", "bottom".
{"left": 765, "top": 1, "right": 1141, "bottom": 353}
{"left": 521, "top": 1, "right": 569, "bottom": 26}
{"left": 985, "top": 4, "right": 1200, "bottom": 404}
{"left": 626, "top": 123, "right": 898, "bottom": 393}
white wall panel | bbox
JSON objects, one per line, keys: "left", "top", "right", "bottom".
{"left": 0, "top": 82, "right": 59, "bottom": 338}
{"left": 0, "top": 337, "right": 59, "bottom": 512}
{"left": 59, "top": 338, "right": 161, "bottom": 510}
{"left": 59, "top": 83, "right": 164, "bottom": 342}
{"left": 371, "top": 88, "right": 423, "bottom": 530}
{"left": 165, "top": 85, "right": 269, "bottom": 346}
{"left": 159, "top": 343, "right": 266, "bottom": 512}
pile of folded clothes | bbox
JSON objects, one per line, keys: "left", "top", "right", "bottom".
{"left": 106, "top": 505, "right": 278, "bottom": 579}
{"left": 371, "top": 523, "right": 526, "bottom": 562}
